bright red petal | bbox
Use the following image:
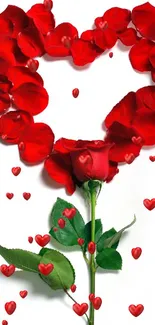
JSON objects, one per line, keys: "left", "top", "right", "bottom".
{"left": 132, "top": 2, "right": 155, "bottom": 40}
{"left": 19, "top": 123, "right": 54, "bottom": 164}
{"left": 17, "top": 24, "right": 44, "bottom": 58}
{"left": 93, "top": 28, "right": 117, "bottom": 50}
{"left": 27, "top": 4, "right": 55, "bottom": 35}
{"left": 0, "top": 51, "right": 15, "bottom": 75}
{"left": 0, "top": 93, "right": 10, "bottom": 113}
{"left": 0, "top": 110, "right": 34, "bottom": 144}
{"left": 11, "top": 83, "right": 49, "bottom": 115}
{"left": 0, "top": 18, "right": 13, "bottom": 37}
{"left": 44, "top": 154, "right": 75, "bottom": 194}
{"left": 103, "top": 7, "right": 131, "bottom": 32}
{"left": 0, "top": 5, "right": 29, "bottom": 38}
{"left": 136, "top": 86, "right": 155, "bottom": 111}
{"left": 133, "top": 110, "right": 155, "bottom": 145}
{"left": 7, "top": 66, "right": 43, "bottom": 89}
{"left": 71, "top": 39, "right": 99, "bottom": 66}
{"left": 118, "top": 28, "right": 139, "bottom": 46}
{"left": 129, "top": 39, "right": 153, "bottom": 72}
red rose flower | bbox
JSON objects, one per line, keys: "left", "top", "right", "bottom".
{"left": 44, "top": 138, "right": 114, "bottom": 194}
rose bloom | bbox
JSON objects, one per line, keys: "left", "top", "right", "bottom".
{"left": 44, "top": 138, "right": 117, "bottom": 194}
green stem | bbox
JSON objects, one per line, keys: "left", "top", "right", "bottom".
{"left": 64, "top": 289, "right": 90, "bottom": 323}
{"left": 89, "top": 189, "right": 96, "bottom": 325}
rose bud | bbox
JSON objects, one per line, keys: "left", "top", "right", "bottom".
{"left": 88, "top": 241, "right": 96, "bottom": 254}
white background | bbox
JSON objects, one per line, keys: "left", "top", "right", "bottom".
{"left": 0, "top": 0, "right": 155, "bottom": 324}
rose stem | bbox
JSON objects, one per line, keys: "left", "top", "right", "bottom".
{"left": 64, "top": 289, "right": 90, "bottom": 323}
{"left": 89, "top": 188, "right": 96, "bottom": 325}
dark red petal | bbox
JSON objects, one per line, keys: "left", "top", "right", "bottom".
{"left": 0, "top": 93, "right": 10, "bottom": 113}
{"left": 19, "top": 123, "right": 54, "bottom": 164}
{"left": 0, "top": 18, "right": 13, "bottom": 37}
{"left": 93, "top": 28, "right": 117, "bottom": 50}
{"left": 44, "top": 23, "right": 78, "bottom": 57}
{"left": 0, "top": 51, "right": 15, "bottom": 75}
{"left": 105, "top": 92, "right": 137, "bottom": 129}
{"left": 0, "top": 5, "right": 29, "bottom": 38}
{"left": 0, "top": 110, "right": 34, "bottom": 144}
{"left": 0, "top": 37, "right": 28, "bottom": 67}
{"left": 136, "top": 86, "right": 155, "bottom": 111}
{"left": 71, "top": 39, "right": 99, "bottom": 66}
{"left": 118, "top": 28, "right": 139, "bottom": 46}
{"left": 11, "top": 83, "right": 49, "bottom": 115}
{"left": 103, "top": 7, "right": 131, "bottom": 32}
{"left": 17, "top": 24, "right": 44, "bottom": 58}
{"left": 132, "top": 2, "right": 155, "bottom": 40}
{"left": 133, "top": 110, "right": 155, "bottom": 145}
{"left": 8, "top": 66, "right": 43, "bottom": 89}
{"left": 44, "top": 154, "right": 75, "bottom": 194}
{"left": 129, "top": 39, "right": 153, "bottom": 72}
{"left": 149, "top": 47, "right": 155, "bottom": 68}
{"left": 27, "top": 4, "right": 55, "bottom": 35}
{"left": 106, "top": 161, "right": 119, "bottom": 183}
{"left": 54, "top": 138, "right": 77, "bottom": 153}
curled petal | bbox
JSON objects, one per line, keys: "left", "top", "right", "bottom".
{"left": 7, "top": 66, "right": 43, "bottom": 89}
{"left": 17, "top": 24, "right": 44, "bottom": 58}
{"left": 27, "top": 3, "right": 55, "bottom": 35}
{"left": 0, "top": 110, "right": 34, "bottom": 144}
{"left": 0, "top": 5, "right": 29, "bottom": 38}
{"left": 19, "top": 123, "right": 54, "bottom": 164}
{"left": 11, "top": 82, "right": 49, "bottom": 115}
{"left": 132, "top": 2, "right": 155, "bottom": 40}
{"left": 71, "top": 39, "right": 99, "bottom": 66}
{"left": 129, "top": 39, "right": 153, "bottom": 72}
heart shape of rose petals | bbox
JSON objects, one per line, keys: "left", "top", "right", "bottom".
{"left": 19, "top": 290, "right": 28, "bottom": 298}
{"left": 73, "top": 303, "right": 88, "bottom": 316}
{"left": 11, "top": 167, "right": 21, "bottom": 176}
{"left": 124, "top": 153, "right": 135, "bottom": 164}
{"left": 5, "top": 301, "right": 16, "bottom": 315}
{"left": 6, "top": 193, "right": 14, "bottom": 200}
{"left": 38, "top": 263, "right": 54, "bottom": 275}
{"left": 35, "top": 234, "right": 50, "bottom": 247}
{"left": 131, "top": 247, "right": 142, "bottom": 259}
{"left": 92, "top": 297, "right": 102, "bottom": 310}
{"left": 62, "top": 207, "right": 76, "bottom": 219}
{"left": 128, "top": 304, "right": 144, "bottom": 317}
{"left": 23, "top": 192, "right": 31, "bottom": 200}
{"left": 143, "top": 198, "right": 155, "bottom": 210}
{"left": 1, "top": 264, "right": 15, "bottom": 277}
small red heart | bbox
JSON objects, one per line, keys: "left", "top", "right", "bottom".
{"left": 149, "top": 155, "right": 155, "bottom": 162}
{"left": 6, "top": 193, "right": 14, "bottom": 200}
{"left": 131, "top": 247, "right": 142, "bottom": 260}
{"left": 70, "top": 284, "right": 76, "bottom": 293}
{"left": 5, "top": 301, "right": 16, "bottom": 315}
{"left": 129, "top": 304, "right": 144, "bottom": 317}
{"left": 89, "top": 293, "right": 95, "bottom": 302}
{"left": 58, "top": 218, "right": 66, "bottom": 228}
{"left": 73, "top": 303, "right": 88, "bottom": 316}
{"left": 124, "top": 153, "right": 135, "bottom": 164}
{"left": 2, "top": 321, "right": 8, "bottom": 325}
{"left": 143, "top": 198, "right": 155, "bottom": 211}
{"left": 72, "top": 88, "right": 79, "bottom": 98}
{"left": 53, "top": 227, "right": 58, "bottom": 232}
{"left": 132, "top": 136, "right": 143, "bottom": 145}
{"left": 27, "top": 59, "right": 39, "bottom": 72}
{"left": 23, "top": 192, "right": 31, "bottom": 200}
{"left": 62, "top": 208, "right": 76, "bottom": 219}
{"left": 19, "top": 290, "right": 28, "bottom": 299}
{"left": 38, "top": 263, "right": 54, "bottom": 276}
{"left": 95, "top": 17, "right": 108, "bottom": 29}
{"left": 28, "top": 236, "right": 33, "bottom": 244}
{"left": 35, "top": 234, "right": 50, "bottom": 247}
{"left": 11, "top": 167, "right": 21, "bottom": 176}
{"left": 79, "top": 154, "right": 91, "bottom": 164}
{"left": 77, "top": 238, "right": 85, "bottom": 246}
{"left": 109, "top": 52, "right": 113, "bottom": 58}
{"left": 92, "top": 297, "right": 102, "bottom": 310}
{"left": 1, "top": 264, "right": 15, "bottom": 277}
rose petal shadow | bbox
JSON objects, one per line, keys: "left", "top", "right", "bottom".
{"left": 116, "top": 41, "right": 129, "bottom": 53}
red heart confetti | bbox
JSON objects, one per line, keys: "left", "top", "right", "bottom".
{"left": 77, "top": 238, "right": 85, "bottom": 246}
{"left": 2, "top": 321, "right": 8, "bottom": 325}
{"left": 143, "top": 198, "right": 155, "bottom": 211}
{"left": 44, "top": 0, "right": 53, "bottom": 11}
{"left": 23, "top": 192, "right": 31, "bottom": 200}
{"left": 5, "top": 301, "right": 16, "bottom": 315}
{"left": 149, "top": 156, "right": 155, "bottom": 162}
{"left": 19, "top": 290, "right": 28, "bottom": 299}
{"left": 35, "top": 234, "right": 50, "bottom": 247}
{"left": 89, "top": 293, "right": 95, "bottom": 302}
{"left": 88, "top": 241, "right": 96, "bottom": 254}
{"left": 131, "top": 247, "right": 142, "bottom": 259}
{"left": 70, "top": 284, "right": 76, "bottom": 293}
{"left": 27, "top": 59, "right": 39, "bottom": 73}
{"left": 38, "top": 263, "right": 54, "bottom": 275}
{"left": 28, "top": 236, "right": 33, "bottom": 243}
{"left": 11, "top": 167, "right": 21, "bottom": 176}
{"left": 58, "top": 218, "right": 66, "bottom": 228}
{"left": 132, "top": 136, "right": 143, "bottom": 145}
{"left": 109, "top": 52, "right": 113, "bottom": 58}
{"left": 53, "top": 227, "right": 58, "bottom": 232}
{"left": 62, "top": 207, "right": 76, "bottom": 219}
{"left": 128, "top": 304, "right": 144, "bottom": 317}
{"left": 1, "top": 264, "right": 15, "bottom": 277}
{"left": 6, "top": 193, "right": 14, "bottom": 200}
{"left": 124, "top": 153, "right": 135, "bottom": 164}
{"left": 73, "top": 303, "right": 88, "bottom": 316}
{"left": 92, "top": 297, "right": 102, "bottom": 310}
{"left": 72, "top": 88, "right": 79, "bottom": 98}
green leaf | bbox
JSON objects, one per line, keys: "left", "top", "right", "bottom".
{"left": 97, "top": 228, "right": 118, "bottom": 252}
{"left": 0, "top": 246, "right": 41, "bottom": 272}
{"left": 84, "top": 219, "right": 102, "bottom": 251}
{"left": 40, "top": 249, "right": 75, "bottom": 290}
{"left": 49, "top": 198, "right": 85, "bottom": 246}
{"left": 97, "top": 215, "right": 136, "bottom": 252}
{"left": 96, "top": 248, "right": 122, "bottom": 270}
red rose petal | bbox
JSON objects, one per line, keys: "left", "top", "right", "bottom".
{"left": 8, "top": 66, "right": 43, "bottom": 89}
{"left": 0, "top": 5, "right": 28, "bottom": 38}
{"left": 0, "top": 18, "right": 13, "bottom": 37}
{"left": 81, "top": 30, "right": 94, "bottom": 42}
{"left": 27, "top": 4, "right": 55, "bottom": 35}
{"left": 0, "top": 110, "right": 34, "bottom": 144}
{"left": 132, "top": 2, "right": 155, "bottom": 40}
{"left": 118, "top": 28, "right": 139, "bottom": 46}
{"left": 17, "top": 24, "right": 44, "bottom": 58}
{"left": 19, "top": 123, "right": 54, "bottom": 164}
{"left": 0, "top": 51, "right": 15, "bottom": 75}
{"left": 103, "top": 7, "right": 131, "bottom": 32}
{"left": 11, "top": 83, "right": 49, "bottom": 115}
{"left": 0, "top": 93, "right": 10, "bottom": 113}
{"left": 93, "top": 28, "right": 117, "bottom": 50}
{"left": 71, "top": 39, "right": 99, "bottom": 66}
{"left": 129, "top": 38, "right": 153, "bottom": 72}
